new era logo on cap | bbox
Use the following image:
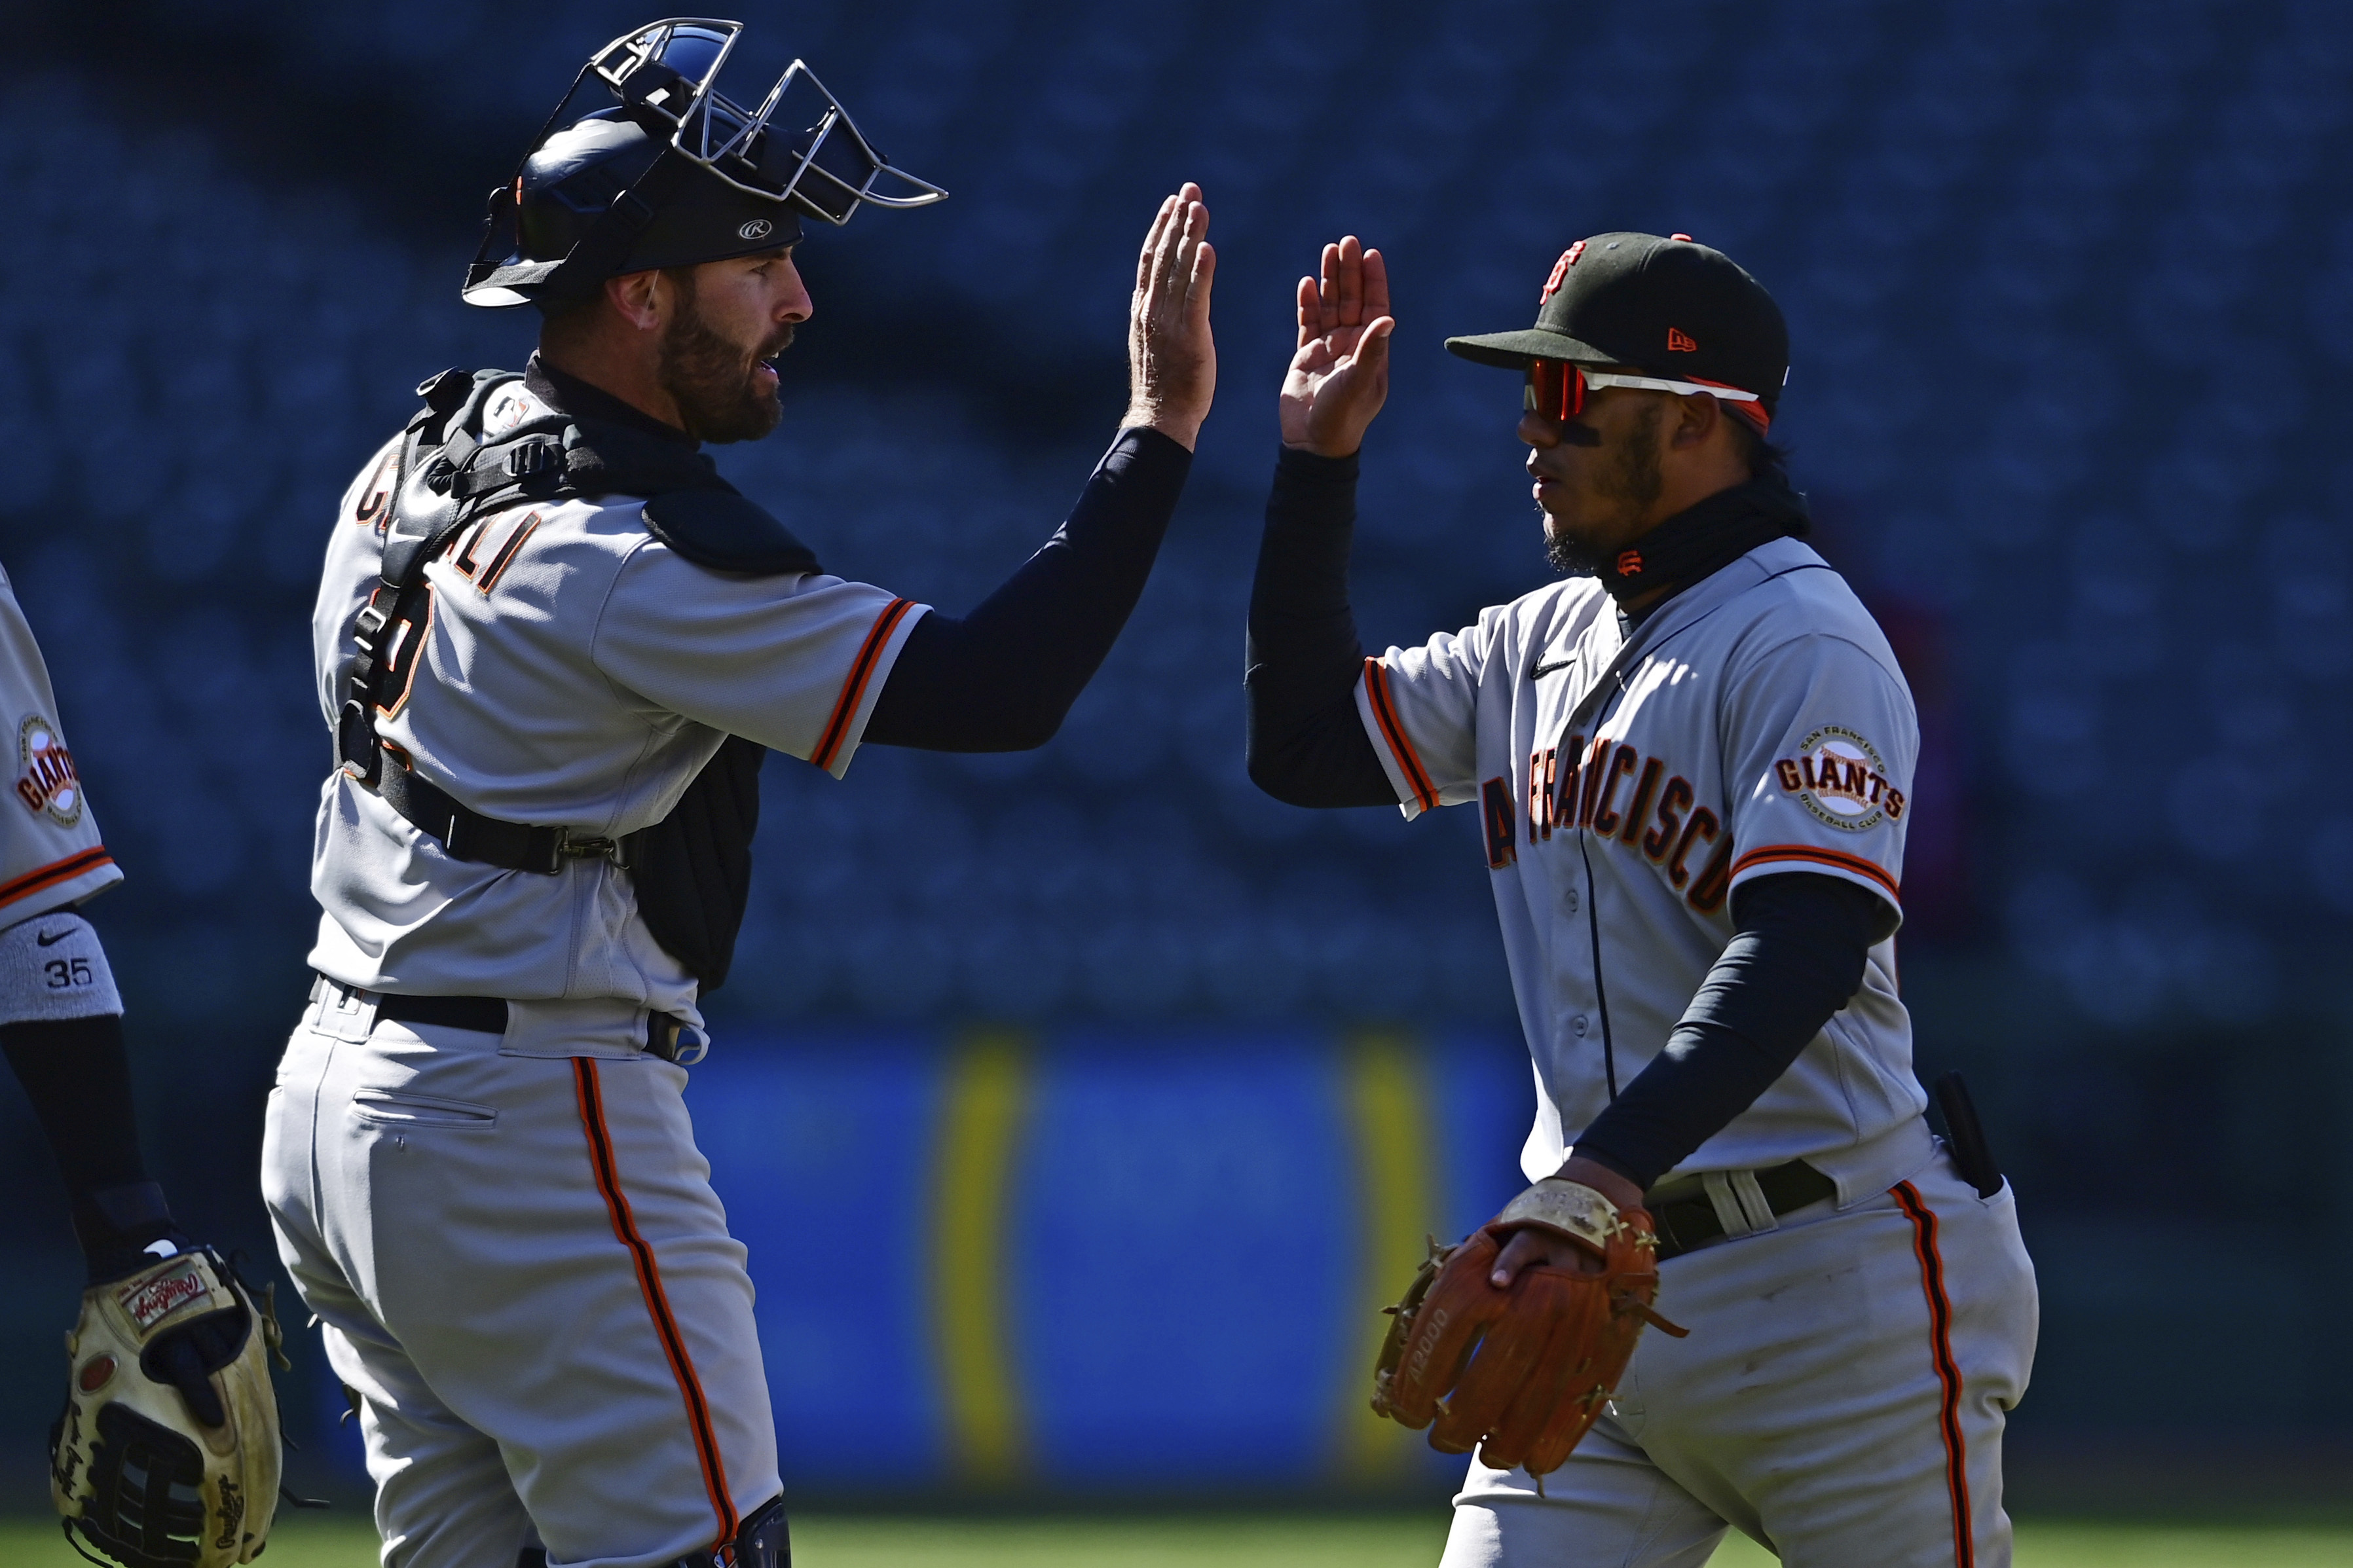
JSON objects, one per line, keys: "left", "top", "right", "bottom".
{"left": 1444, "top": 231, "right": 1790, "bottom": 427}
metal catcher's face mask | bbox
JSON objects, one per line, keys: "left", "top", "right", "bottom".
{"left": 464, "top": 16, "right": 947, "bottom": 308}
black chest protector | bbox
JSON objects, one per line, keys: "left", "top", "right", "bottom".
{"left": 337, "top": 368, "right": 821, "bottom": 992}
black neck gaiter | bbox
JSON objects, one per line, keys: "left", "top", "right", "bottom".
{"left": 1597, "top": 475, "right": 1810, "bottom": 623}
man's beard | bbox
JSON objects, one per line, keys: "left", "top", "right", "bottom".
{"left": 656, "top": 282, "right": 792, "bottom": 444}
{"left": 1544, "top": 402, "right": 1663, "bottom": 575}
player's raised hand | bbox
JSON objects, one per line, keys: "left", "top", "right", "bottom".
{"left": 1279, "top": 235, "right": 1394, "bottom": 458}
{"left": 1124, "top": 182, "right": 1216, "bottom": 450}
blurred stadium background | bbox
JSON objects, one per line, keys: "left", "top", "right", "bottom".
{"left": 2, "top": 0, "right": 2350, "bottom": 1533}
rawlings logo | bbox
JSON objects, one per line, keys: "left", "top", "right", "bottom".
{"left": 119, "top": 1264, "right": 207, "bottom": 1332}
{"left": 738, "top": 217, "right": 775, "bottom": 241}
{"left": 215, "top": 1479, "right": 246, "bottom": 1550}
{"left": 52, "top": 1406, "right": 84, "bottom": 1493}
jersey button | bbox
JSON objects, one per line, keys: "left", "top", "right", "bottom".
{"left": 1571, "top": 1015, "right": 1589, "bottom": 1036}
{"left": 1564, "top": 888, "right": 1580, "bottom": 913}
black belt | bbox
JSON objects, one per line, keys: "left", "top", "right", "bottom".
{"left": 375, "top": 991, "right": 509, "bottom": 1034}
{"left": 1646, "top": 1160, "right": 1836, "bottom": 1261}
{"left": 314, "top": 977, "right": 705, "bottom": 1064}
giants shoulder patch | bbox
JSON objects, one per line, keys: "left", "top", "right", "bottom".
{"left": 17, "top": 716, "right": 83, "bottom": 826}
{"left": 1773, "top": 726, "right": 1903, "bottom": 830}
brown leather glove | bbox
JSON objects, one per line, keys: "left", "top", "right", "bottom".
{"left": 1371, "top": 1178, "right": 1686, "bottom": 1478}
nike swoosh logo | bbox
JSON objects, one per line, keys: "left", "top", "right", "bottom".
{"left": 1531, "top": 658, "right": 1576, "bottom": 679}
{"left": 35, "top": 928, "right": 69, "bottom": 946}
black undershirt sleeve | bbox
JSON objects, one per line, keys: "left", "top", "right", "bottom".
{"left": 3, "top": 1011, "right": 182, "bottom": 1280}
{"left": 864, "top": 428, "right": 1191, "bottom": 752}
{"left": 1244, "top": 446, "right": 1396, "bottom": 807}
{"left": 1571, "top": 873, "right": 1900, "bottom": 1192}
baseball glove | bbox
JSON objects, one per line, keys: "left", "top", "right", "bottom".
{"left": 51, "top": 1247, "right": 289, "bottom": 1568}
{"left": 1371, "top": 1178, "right": 1686, "bottom": 1479}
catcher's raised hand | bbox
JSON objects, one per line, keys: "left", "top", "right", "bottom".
{"left": 1280, "top": 234, "right": 1394, "bottom": 458}
{"left": 1124, "top": 182, "right": 1217, "bottom": 450}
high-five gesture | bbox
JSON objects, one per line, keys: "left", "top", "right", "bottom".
{"left": 1280, "top": 235, "right": 1393, "bottom": 458}
{"left": 1124, "top": 182, "right": 1217, "bottom": 450}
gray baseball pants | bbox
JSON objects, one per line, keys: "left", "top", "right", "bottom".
{"left": 1441, "top": 1159, "right": 2037, "bottom": 1567}
{"left": 262, "top": 987, "right": 779, "bottom": 1568}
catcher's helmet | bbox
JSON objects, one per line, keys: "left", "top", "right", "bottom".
{"left": 464, "top": 17, "right": 946, "bottom": 308}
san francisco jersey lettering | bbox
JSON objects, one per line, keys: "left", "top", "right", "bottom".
{"left": 1354, "top": 536, "right": 1927, "bottom": 1195}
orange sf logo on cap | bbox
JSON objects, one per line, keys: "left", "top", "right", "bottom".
{"left": 1540, "top": 241, "right": 1587, "bottom": 301}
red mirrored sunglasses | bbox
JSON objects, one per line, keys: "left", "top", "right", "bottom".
{"left": 1525, "top": 359, "right": 1768, "bottom": 429}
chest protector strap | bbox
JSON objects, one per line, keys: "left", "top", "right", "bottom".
{"left": 337, "top": 367, "right": 821, "bottom": 991}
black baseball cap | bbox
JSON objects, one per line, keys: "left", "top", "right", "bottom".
{"left": 1445, "top": 232, "right": 1788, "bottom": 422}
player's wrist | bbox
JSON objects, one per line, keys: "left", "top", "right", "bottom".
{"left": 1552, "top": 1154, "right": 1645, "bottom": 1212}
{"left": 1124, "top": 403, "right": 1202, "bottom": 451}
{"left": 1272, "top": 442, "right": 1361, "bottom": 485}
{"left": 74, "top": 1178, "right": 188, "bottom": 1284}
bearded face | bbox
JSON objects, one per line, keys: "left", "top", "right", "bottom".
{"left": 1544, "top": 399, "right": 1664, "bottom": 577}
{"left": 656, "top": 271, "right": 794, "bottom": 444}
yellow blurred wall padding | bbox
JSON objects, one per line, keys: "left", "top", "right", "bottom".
{"left": 1338, "top": 1032, "right": 1437, "bottom": 1476}
{"left": 931, "top": 1032, "right": 1030, "bottom": 1483}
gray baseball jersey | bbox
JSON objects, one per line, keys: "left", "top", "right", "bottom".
{"left": 0, "top": 566, "right": 121, "bottom": 922}
{"left": 306, "top": 387, "right": 926, "bottom": 1029}
{"left": 1356, "top": 536, "right": 1931, "bottom": 1198}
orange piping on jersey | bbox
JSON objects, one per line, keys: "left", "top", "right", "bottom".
{"left": 811, "top": 598, "right": 916, "bottom": 773}
{"left": 1361, "top": 658, "right": 1439, "bottom": 813}
{"left": 573, "top": 1059, "right": 739, "bottom": 1557}
{"left": 1893, "top": 1180, "right": 1973, "bottom": 1567}
{"left": 0, "top": 847, "right": 115, "bottom": 914}
{"left": 1730, "top": 844, "right": 1900, "bottom": 904}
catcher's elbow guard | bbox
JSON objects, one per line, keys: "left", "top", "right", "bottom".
{"left": 52, "top": 1248, "right": 288, "bottom": 1568}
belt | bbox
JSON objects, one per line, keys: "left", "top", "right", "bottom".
{"left": 312, "top": 977, "right": 707, "bottom": 1064}
{"left": 1644, "top": 1160, "right": 1836, "bottom": 1261}
{"left": 376, "top": 991, "right": 508, "bottom": 1034}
